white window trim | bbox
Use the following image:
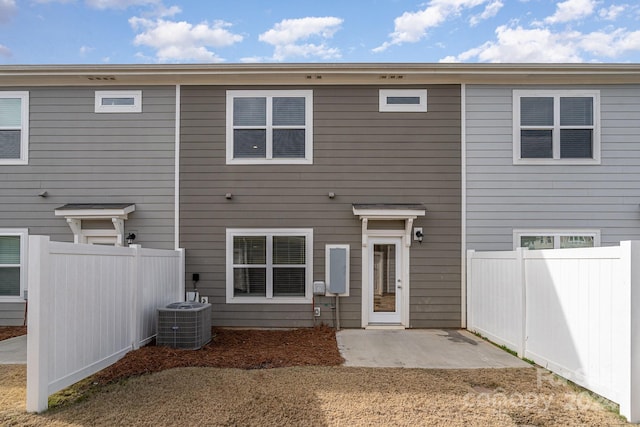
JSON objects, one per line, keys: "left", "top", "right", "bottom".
{"left": 226, "top": 90, "right": 313, "bottom": 165}
{"left": 226, "top": 228, "right": 313, "bottom": 304}
{"left": 0, "top": 91, "right": 29, "bottom": 165}
{"left": 379, "top": 89, "right": 428, "bottom": 112}
{"left": 513, "top": 90, "right": 601, "bottom": 165}
{"left": 95, "top": 90, "right": 142, "bottom": 113}
{"left": 513, "top": 229, "right": 601, "bottom": 250}
{"left": 0, "top": 228, "right": 28, "bottom": 302}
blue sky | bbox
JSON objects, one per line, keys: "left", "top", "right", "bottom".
{"left": 1, "top": 0, "right": 639, "bottom": 64}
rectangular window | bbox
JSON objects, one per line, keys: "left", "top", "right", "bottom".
{"left": 226, "top": 90, "right": 313, "bottom": 164}
{"left": 226, "top": 229, "right": 313, "bottom": 303}
{"left": 0, "top": 92, "right": 29, "bottom": 165}
{"left": 514, "top": 229, "right": 600, "bottom": 250}
{"left": 379, "top": 89, "right": 427, "bottom": 112}
{"left": 95, "top": 90, "right": 142, "bottom": 113}
{"left": 0, "top": 229, "right": 27, "bottom": 301}
{"left": 513, "top": 90, "right": 600, "bottom": 165}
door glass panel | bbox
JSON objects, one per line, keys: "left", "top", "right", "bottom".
{"left": 373, "top": 244, "right": 396, "bottom": 313}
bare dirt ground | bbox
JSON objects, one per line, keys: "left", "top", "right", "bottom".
{"left": 0, "top": 326, "right": 628, "bottom": 426}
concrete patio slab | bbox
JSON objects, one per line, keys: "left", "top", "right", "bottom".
{"left": 0, "top": 335, "right": 27, "bottom": 364}
{"left": 336, "top": 329, "right": 530, "bottom": 369}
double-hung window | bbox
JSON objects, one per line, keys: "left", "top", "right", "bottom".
{"left": 226, "top": 90, "right": 313, "bottom": 164}
{"left": 0, "top": 229, "right": 27, "bottom": 301}
{"left": 514, "top": 229, "right": 600, "bottom": 250}
{"left": 0, "top": 92, "right": 29, "bottom": 165}
{"left": 226, "top": 229, "right": 313, "bottom": 303}
{"left": 513, "top": 90, "right": 600, "bottom": 165}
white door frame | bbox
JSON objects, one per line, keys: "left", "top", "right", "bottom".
{"left": 361, "top": 229, "right": 411, "bottom": 328}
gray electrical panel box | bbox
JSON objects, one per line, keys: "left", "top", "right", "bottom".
{"left": 326, "top": 245, "right": 349, "bottom": 295}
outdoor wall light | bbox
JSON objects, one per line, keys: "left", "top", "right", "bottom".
{"left": 225, "top": 193, "right": 233, "bottom": 200}
{"left": 126, "top": 233, "right": 136, "bottom": 245}
{"left": 328, "top": 192, "right": 335, "bottom": 199}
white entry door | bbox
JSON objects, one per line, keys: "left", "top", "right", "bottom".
{"left": 368, "top": 237, "right": 402, "bottom": 324}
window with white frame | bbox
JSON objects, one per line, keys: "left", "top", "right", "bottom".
{"left": 513, "top": 90, "right": 600, "bottom": 165}
{"left": 0, "top": 229, "right": 27, "bottom": 300}
{"left": 0, "top": 92, "right": 29, "bottom": 165}
{"left": 226, "top": 90, "right": 313, "bottom": 164}
{"left": 379, "top": 89, "right": 427, "bottom": 112}
{"left": 226, "top": 229, "right": 313, "bottom": 303}
{"left": 514, "top": 229, "right": 600, "bottom": 250}
{"left": 95, "top": 90, "right": 142, "bottom": 113}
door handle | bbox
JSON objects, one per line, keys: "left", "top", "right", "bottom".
{"left": 397, "top": 279, "right": 402, "bottom": 289}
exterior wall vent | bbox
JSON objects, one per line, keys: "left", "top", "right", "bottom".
{"left": 87, "top": 76, "right": 116, "bottom": 81}
{"left": 157, "top": 302, "right": 212, "bottom": 350}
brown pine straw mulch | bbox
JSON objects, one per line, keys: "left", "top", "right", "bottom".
{"left": 92, "top": 325, "right": 343, "bottom": 386}
{"left": 0, "top": 326, "right": 26, "bottom": 341}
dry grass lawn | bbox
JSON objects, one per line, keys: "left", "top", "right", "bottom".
{"left": 0, "top": 326, "right": 629, "bottom": 426}
{"left": 1, "top": 364, "right": 628, "bottom": 426}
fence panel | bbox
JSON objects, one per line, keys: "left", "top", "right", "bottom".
{"left": 524, "top": 246, "right": 622, "bottom": 403}
{"left": 467, "top": 243, "right": 639, "bottom": 422}
{"left": 466, "top": 249, "right": 524, "bottom": 356}
{"left": 26, "top": 236, "right": 184, "bottom": 413}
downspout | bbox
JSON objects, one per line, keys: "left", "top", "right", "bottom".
{"left": 174, "top": 84, "right": 181, "bottom": 250}
{"left": 460, "top": 83, "right": 467, "bottom": 329}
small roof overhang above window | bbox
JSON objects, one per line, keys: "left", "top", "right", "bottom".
{"left": 54, "top": 203, "right": 135, "bottom": 246}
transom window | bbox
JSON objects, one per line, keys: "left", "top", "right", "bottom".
{"left": 514, "top": 229, "right": 600, "bottom": 250}
{"left": 513, "top": 90, "right": 600, "bottom": 165}
{"left": 0, "top": 92, "right": 29, "bottom": 165}
{"left": 226, "top": 90, "right": 313, "bottom": 164}
{"left": 0, "top": 230, "right": 27, "bottom": 301}
{"left": 379, "top": 89, "right": 427, "bottom": 112}
{"left": 226, "top": 229, "right": 313, "bottom": 303}
{"left": 95, "top": 90, "right": 142, "bottom": 113}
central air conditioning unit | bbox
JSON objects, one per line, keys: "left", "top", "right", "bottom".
{"left": 157, "top": 301, "right": 212, "bottom": 350}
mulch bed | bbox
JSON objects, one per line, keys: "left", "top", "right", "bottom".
{"left": 0, "top": 326, "right": 26, "bottom": 341}
{"left": 91, "top": 325, "right": 343, "bottom": 386}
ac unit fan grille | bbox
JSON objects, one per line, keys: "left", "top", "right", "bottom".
{"left": 157, "top": 302, "right": 212, "bottom": 350}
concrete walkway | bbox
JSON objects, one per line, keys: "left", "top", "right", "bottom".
{"left": 0, "top": 335, "right": 27, "bottom": 364}
{"left": 336, "top": 329, "right": 530, "bottom": 369}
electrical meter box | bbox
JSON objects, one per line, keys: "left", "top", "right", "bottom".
{"left": 313, "top": 281, "right": 326, "bottom": 295}
{"left": 326, "top": 245, "right": 349, "bottom": 296}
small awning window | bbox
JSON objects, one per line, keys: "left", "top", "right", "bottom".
{"left": 54, "top": 203, "right": 135, "bottom": 246}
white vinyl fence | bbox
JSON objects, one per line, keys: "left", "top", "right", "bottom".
{"left": 467, "top": 241, "right": 640, "bottom": 423}
{"left": 26, "top": 236, "right": 185, "bottom": 413}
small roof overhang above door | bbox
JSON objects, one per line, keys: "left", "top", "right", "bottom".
{"left": 54, "top": 203, "right": 135, "bottom": 220}
{"left": 54, "top": 203, "right": 135, "bottom": 246}
{"left": 352, "top": 203, "right": 426, "bottom": 219}
{"left": 353, "top": 204, "right": 426, "bottom": 247}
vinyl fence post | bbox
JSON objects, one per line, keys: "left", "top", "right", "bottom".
{"left": 178, "top": 248, "right": 185, "bottom": 302}
{"left": 620, "top": 241, "right": 640, "bottom": 423}
{"left": 26, "top": 236, "right": 51, "bottom": 413}
{"left": 465, "top": 250, "right": 475, "bottom": 331}
{"left": 130, "top": 244, "right": 141, "bottom": 350}
{"left": 516, "top": 247, "right": 527, "bottom": 359}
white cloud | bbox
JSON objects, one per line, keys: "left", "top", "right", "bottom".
{"left": 0, "top": 0, "right": 17, "bottom": 24}
{"left": 85, "top": 0, "right": 160, "bottom": 9}
{"left": 0, "top": 43, "right": 11, "bottom": 57}
{"left": 469, "top": 0, "right": 503, "bottom": 26}
{"left": 441, "top": 25, "right": 583, "bottom": 62}
{"left": 373, "top": 0, "right": 490, "bottom": 52}
{"left": 598, "top": 4, "right": 626, "bottom": 21}
{"left": 544, "top": 0, "right": 597, "bottom": 24}
{"left": 258, "top": 17, "right": 343, "bottom": 61}
{"left": 441, "top": 24, "right": 640, "bottom": 63}
{"left": 79, "top": 45, "right": 94, "bottom": 55}
{"left": 129, "top": 17, "right": 243, "bottom": 62}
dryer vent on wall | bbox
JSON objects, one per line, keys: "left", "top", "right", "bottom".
{"left": 157, "top": 302, "right": 212, "bottom": 350}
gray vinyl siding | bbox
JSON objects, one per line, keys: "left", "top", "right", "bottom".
{"left": 0, "top": 86, "right": 176, "bottom": 325}
{"left": 181, "top": 85, "right": 461, "bottom": 328}
{"left": 466, "top": 85, "right": 640, "bottom": 251}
